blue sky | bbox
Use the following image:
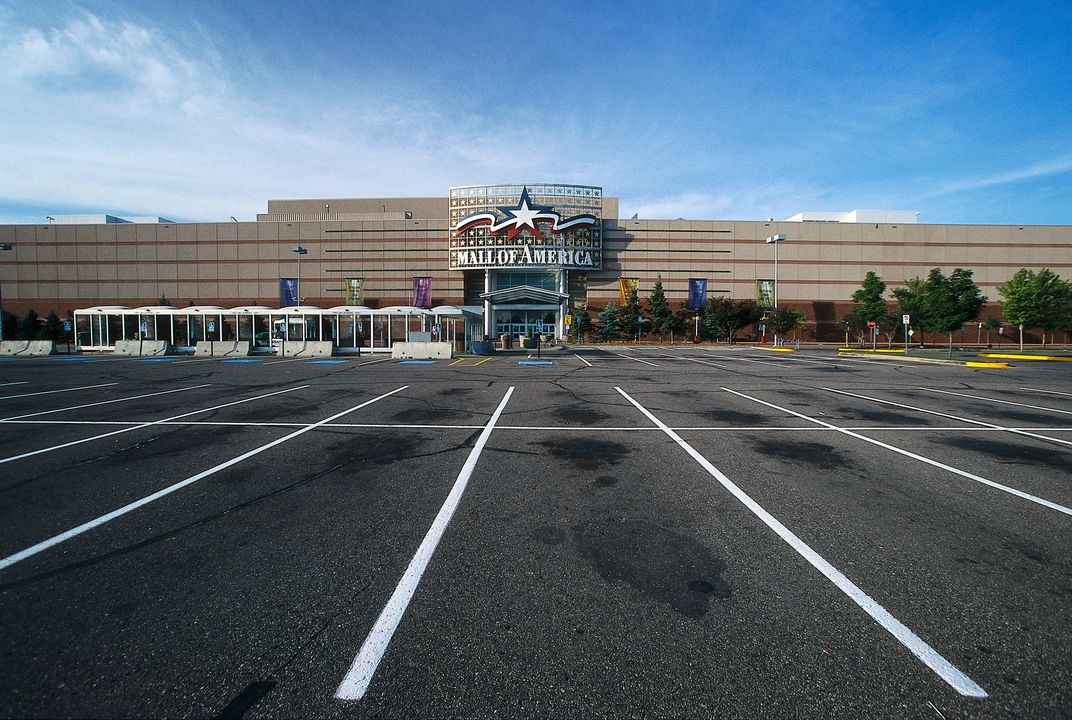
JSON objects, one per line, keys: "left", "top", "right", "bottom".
{"left": 1, "top": 0, "right": 1070, "bottom": 224}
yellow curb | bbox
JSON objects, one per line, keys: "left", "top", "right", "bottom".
{"left": 965, "top": 361, "right": 1010, "bottom": 368}
{"left": 753, "top": 346, "right": 796, "bottom": 353}
{"left": 836, "top": 348, "right": 906, "bottom": 353}
{"left": 978, "top": 353, "right": 1072, "bottom": 362}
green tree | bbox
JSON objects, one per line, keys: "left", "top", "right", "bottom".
{"left": 621, "top": 282, "right": 641, "bottom": 341}
{"left": 892, "top": 277, "right": 928, "bottom": 346}
{"left": 570, "top": 303, "right": 593, "bottom": 342}
{"left": 40, "top": 311, "right": 63, "bottom": 342}
{"left": 983, "top": 315, "right": 1001, "bottom": 347}
{"left": 702, "top": 297, "right": 734, "bottom": 341}
{"left": 646, "top": 276, "right": 674, "bottom": 337}
{"left": 765, "top": 307, "right": 805, "bottom": 340}
{"left": 922, "top": 268, "right": 984, "bottom": 357}
{"left": 1034, "top": 270, "right": 1072, "bottom": 347}
{"left": 998, "top": 268, "right": 1047, "bottom": 351}
{"left": 842, "top": 313, "right": 866, "bottom": 346}
{"left": 880, "top": 311, "right": 902, "bottom": 348}
{"left": 16, "top": 309, "right": 39, "bottom": 341}
{"left": 596, "top": 303, "right": 623, "bottom": 342}
{"left": 851, "top": 272, "right": 888, "bottom": 323}
{"left": 0, "top": 310, "right": 16, "bottom": 342}
{"left": 672, "top": 302, "right": 697, "bottom": 341}
{"left": 730, "top": 300, "right": 764, "bottom": 344}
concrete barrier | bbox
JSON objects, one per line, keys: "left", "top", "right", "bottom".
{"left": 113, "top": 339, "right": 170, "bottom": 356}
{"left": 194, "top": 340, "right": 252, "bottom": 357}
{"left": 391, "top": 341, "right": 453, "bottom": 360}
{"left": 0, "top": 340, "right": 56, "bottom": 356}
{"left": 279, "top": 340, "right": 334, "bottom": 357}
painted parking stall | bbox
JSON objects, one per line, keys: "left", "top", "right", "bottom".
{"left": 0, "top": 348, "right": 1069, "bottom": 717}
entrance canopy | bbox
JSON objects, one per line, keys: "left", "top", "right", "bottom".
{"left": 479, "top": 285, "right": 569, "bottom": 305}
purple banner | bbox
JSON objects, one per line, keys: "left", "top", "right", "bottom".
{"left": 688, "top": 278, "right": 707, "bottom": 310}
{"left": 279, "top": 278, "right": 298, "bottom": 307}
{"left": 411, "top": 276, "right": 432, "bottom": 308}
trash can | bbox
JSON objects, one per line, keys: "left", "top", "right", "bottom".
{"left": 500, "top": 334, "right": 512, "bottom": 349}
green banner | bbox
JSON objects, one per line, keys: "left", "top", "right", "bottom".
{"left": 346, "top": 278, "right": 364, "bottom": 305}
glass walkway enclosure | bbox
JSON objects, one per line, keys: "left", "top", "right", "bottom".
{"left": 73, "top": 304, "right": 484, "bottom": 354}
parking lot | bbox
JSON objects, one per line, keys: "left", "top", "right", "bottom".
{"left": 1, "top": 346, "right": 1070, "bottom": 719}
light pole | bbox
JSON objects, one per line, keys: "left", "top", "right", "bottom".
{"left": 291, "top": 245, "right": 308, "bottom": 305}
{"left": 765, "top": 233, "right": 786, "bottom": 345}
{"left": 0, "top": 243, "right": 12, "bottom": 341}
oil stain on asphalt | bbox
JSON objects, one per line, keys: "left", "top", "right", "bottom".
{"left": 537, "top": 438, "right": 630, "bottom": 471}
{"left": 751, "top": 439, "right": 852, "bottom": 470}
{"left": 939, "top": 436, "right": 1071, "bottom": 469}
{"left": 573, "top": 519, "right": 731, "bottom": 619}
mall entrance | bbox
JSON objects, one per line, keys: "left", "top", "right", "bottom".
{"left": 493, "top": 308, "right": 558, "bottom": 338}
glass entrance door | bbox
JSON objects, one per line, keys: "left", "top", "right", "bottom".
{"left": 494, "top": 309, "right": 557, "bottom": 337}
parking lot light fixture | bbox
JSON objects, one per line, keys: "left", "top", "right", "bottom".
{"left": 0, "top": 243, "right": 12, "bottom": 341}
{"left": 765, "top": 233, "right": 786, "bottom": 345}
{"left": 291, "top": 245, "right": 309, "bottom": 304}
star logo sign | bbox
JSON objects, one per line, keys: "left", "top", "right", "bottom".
{"left": 495, "top": 187, "right": 556, "bottom": 240}
{"left": 453, "top": 186, "right": 597, "bottom": 239}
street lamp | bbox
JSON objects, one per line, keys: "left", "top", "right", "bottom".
{"left": 0, "top": 243, "right": 12, "bottom": 341}
{"left": 291, "top": 245, "right": 308, "bottom": 304}
{"left": 765, "top": 233, "right": 786, "bottom": 345}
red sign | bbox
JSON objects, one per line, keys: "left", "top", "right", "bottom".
{"left": 867, "top": 321, "right": 876, "bottom": 329}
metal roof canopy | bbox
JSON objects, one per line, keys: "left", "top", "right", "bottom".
{"left": 479, "top": 285, "right": 569, "bottom": 304}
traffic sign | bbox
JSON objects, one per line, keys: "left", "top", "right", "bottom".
{"left": 637, "top": 315, "right": 644, "bottom": 325}
{"left": 356, "top": 322, "right": 364, "bottom": 333}
{"left": 902, "top": 314, "right": 910, "bottom": 324}
{"left": 867, "top": 321, "right": 876, "bottom": 329}
{"left": 63, "top": 320, "right": 72, "bottom": 332}
{"left": 564, "top": 314, "right": 573, "bottom": 327}
{"left": 536, "top": 320, "right": 544, "bottom": 332}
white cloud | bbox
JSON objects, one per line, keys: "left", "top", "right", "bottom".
{"left": 934, "top": 153, "right": 1072, "bottom": 196}
{"left": 0, "top": 11, "right": 617, "bottom": 221}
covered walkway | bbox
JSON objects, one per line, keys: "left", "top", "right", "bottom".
{"left": 73, "top": 305, "right": 484, "bottom": 354}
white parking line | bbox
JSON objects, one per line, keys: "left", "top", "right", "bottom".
{"left": 823, "top": 387, "right": 1072, "bottom": 449}
{"left": 336, "top": 386, "right": 515, "bottom": 701}
{"left": 919, "top": 387, "right": 1072, "bottom": 416}
{"left": 0, "top": 385, "right": 309, "bottom": 465}
{"left": 574, "top": 354, "right": 593, "bottom": 367}
{"left": 615, "top": 387, "right": 986, "bottom": 698}
{"left": 5, "top": 418, "right": 1071, "bottom": 433}
{"left": 356, "top": 357, "right": 391, "bottom": 366}
{"left": 695, "top": 351, "right": 787, "bottom": 368}
{"left": 0, "top": 382, "right": 117, "bottom": 400}
{"left": 700, "top": 348, "right": 888, "bottom": 367}
{"left": 0, "top": 381, "right": 30, "bottom": 389}
{"left": 725, "top": 387, "right": 1072, "bottom": 517}
{"left": 658, "top": 354, "right": 728, "bottom": 369}
{"left": 1021, "top": 387, "right": 1072, "bottom": 399}
{"left": 0, "top": 384, "right": 211, "bottom": 422}
{"left": 604, "top": 351, "right": 659, "bottom": 367}
{"left": 0, "top": 386, "right": 409, "bottom": 572}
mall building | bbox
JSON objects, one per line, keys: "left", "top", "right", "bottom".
{"left": 1, "top": 183, "right": 1070, "bottom": 342}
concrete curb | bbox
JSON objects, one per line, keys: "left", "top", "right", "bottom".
{"left": 751, "top": 346, "right": 796, "bottom": 353}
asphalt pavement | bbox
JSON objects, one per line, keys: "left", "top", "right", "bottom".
{"left": 0, "top": 346, "right": 1069, "bottom": 719}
